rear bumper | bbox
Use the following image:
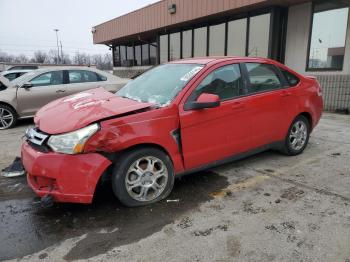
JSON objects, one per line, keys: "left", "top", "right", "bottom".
{"left": 21, "top": 141, "right": 111, "bottom": 204}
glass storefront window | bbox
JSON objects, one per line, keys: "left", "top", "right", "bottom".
{"left": 169, "top": 32, "right": 181, "bottom": 61}
{"left": 113, "top": 46, "right": 120, "bottom": 67}
{"left": 308, "top": 3, "right": 349, "bottom": 70}
{"left": 142, "top": 44, "right": 149, "bottom": 65}
{"left": 160, "top": 35, "right": 168, "bottom": 63}
{"left": 127, "top": 46, "right": 134, "bottom": 65}
{"left": 194, "top": 27, "right": 207, "bottom": 57}
{"left": 150, "top": 42, "right": 157, "bottom": 65}
{"left": 182, "top": 29, "right": 192, "bottom": 58}
{"left": 209, "top": 23, "right": 225, "bottom": 56}
{"left": 134, "top": 45, "right": 142, "bottom": 66}
{"left": 120, "top": 46, "right": 127, "bottom": 66}
{"left": 248, "top": 13, "right": 271, "bottom": 58}
{"left": 227, "top": 18, "right": 247, "bottom": 56}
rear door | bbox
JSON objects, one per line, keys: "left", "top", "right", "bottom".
{"left": 179, "top": 63, "right": 252, "bottom": 170}
{"left": 242, "top": 62, "right": 297, "bottom": 147}
{"left": 16, "top": 70, "right": 67, "bottom": 116}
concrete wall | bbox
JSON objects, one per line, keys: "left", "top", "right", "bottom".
{"left": 113, "top": 66, "right": 153, "bottom": 78}
{"left": 285, "top": 2, "right": 350, "bottom": 75}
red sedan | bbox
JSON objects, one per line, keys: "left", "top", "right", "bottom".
{"left": 21, "top": 57, "right": 323, "bottom": 207}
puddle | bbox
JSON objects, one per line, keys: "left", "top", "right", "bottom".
{"left": 0, "top": 171, "right": 228, "bottom": 261}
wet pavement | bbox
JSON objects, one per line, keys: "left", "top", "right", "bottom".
{"left": 0, "top": 171, "right": 228, "bottom": 261}
{"left": 0, "top": 113, "right": 350, "bottom": 262}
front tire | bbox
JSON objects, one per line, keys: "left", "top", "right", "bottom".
{"left": 0, "top": 104, "right": 17, "bottom": 130}
{"left": 283, "top": 115, "right": 310, "bottom": 156}
{"left": 112, "top": 147, "right": 175, "bottom": 207}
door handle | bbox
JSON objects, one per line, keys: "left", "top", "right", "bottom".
{"left": 56, "top": 90, "right": 66, "bottom": 93}
{"left": 231, "top": 102, "right": 245, "bottom": 110}
{"left": 280, "top": 91, "right": 292, "bottom": 97}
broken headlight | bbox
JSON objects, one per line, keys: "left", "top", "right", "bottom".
{"left": 47, "top": 123, "right": 99, "bottom": 154}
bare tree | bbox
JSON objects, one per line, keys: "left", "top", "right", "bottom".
{"left": 32, "top": 50, "right": 48, "bottom": 63}
{"left": 14, "top": 54, "right": 29, "bottom": 63}
{"left": 73, "top": 52, "right": 91, "bottom": 65}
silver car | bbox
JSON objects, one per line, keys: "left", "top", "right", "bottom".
{"left": 0, "top": 66, "right": 129, "bottom": 129}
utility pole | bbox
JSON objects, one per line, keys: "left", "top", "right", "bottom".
{"left": 54, "top": 29, "right": 60, "bottom": 64}
{"left": 60, "top": 41, "right": 63, "bottom": 63}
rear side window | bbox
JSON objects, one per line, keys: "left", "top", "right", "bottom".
{"left": 281, "top": 69, "right": 300, "bottom": 87}
{"left": 30, "top": 71, "right": 63, "bottom": 87}
{"left": 193, "top": 64, "right": 244, "bottom": 101}
{"left": 245, "top": 63, "right": 282, "bottom": 94}
{"left": 68, "top": 70, "right": 100, "bottom": 83}
{"left": 4, "top": 73, "right": 18, "bottom": 81}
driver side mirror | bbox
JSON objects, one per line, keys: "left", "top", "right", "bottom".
{"left": 184, "top": 93, "right": 220, "bottom": 111}
{"left": 21, "top": 82, "right": 33, "bottom": 89}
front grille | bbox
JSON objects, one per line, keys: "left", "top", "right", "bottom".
{"left": 25, "top": 127, "right": 50, "bottom": 152}
{"left": 25, "top": 127, "right": 48, "bottom": 146}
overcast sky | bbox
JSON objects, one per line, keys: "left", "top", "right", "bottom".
{"left": 0, "top": 0, "right": 159, "bottom": 57}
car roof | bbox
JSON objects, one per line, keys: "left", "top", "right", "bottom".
{"left": 168, "top": 56, "right": 276, "bottom": 65}
{"left": 33, "top": 66, "right": 99, "bottom": 73}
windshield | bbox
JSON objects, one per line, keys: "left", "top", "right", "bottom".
{"left": 117, "top": 64, "right": 204, "bottom": 106}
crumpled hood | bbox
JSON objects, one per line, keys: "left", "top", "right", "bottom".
{"left": 35, "top": 87, "right": 154, "bottom": 134}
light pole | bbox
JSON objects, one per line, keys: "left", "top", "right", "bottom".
{"left": 54, "top": 29, "right": 60, "bottom": 64}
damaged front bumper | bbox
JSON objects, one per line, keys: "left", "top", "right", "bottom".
{"left": 21, "top": 141, "right": 111, "bottom": 204}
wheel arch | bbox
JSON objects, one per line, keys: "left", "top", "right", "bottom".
{"left": 298, "top": 112, "right": 313, "bottom": 130}
{"left": 0, "top": 101, "right": 18, "bottom": 116}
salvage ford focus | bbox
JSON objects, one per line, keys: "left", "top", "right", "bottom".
{"left": 21, "top": 57, "right": 323, "bottom": 207}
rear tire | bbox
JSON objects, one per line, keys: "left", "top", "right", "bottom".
{"left": 0, "top": 104, "right": 17, "bottom": 130}
{"left": 282, "top": 115, "right": 310, "bottom": 156}
{"left": 112, "top": 147, "right": 174, "bottom": 207}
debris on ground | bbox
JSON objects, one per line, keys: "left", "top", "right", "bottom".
{"left": 280, "top": 187, "right": 305, "bottom": 200}
{"left": 167, "top": 199, "right": 179, "bottom": 203}
{"left": 1, "top": 157, "right": 25, "bottom": 178}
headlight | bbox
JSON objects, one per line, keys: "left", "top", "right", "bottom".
{"left": 47, "top": 123, "right": 99, "bottom": 154}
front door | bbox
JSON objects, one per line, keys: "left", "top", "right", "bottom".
{"left": 179, "top": 63, "right": 252, "bottom": 170}
{"left": 17, "top": 70, "right": 67, "bottom": 117}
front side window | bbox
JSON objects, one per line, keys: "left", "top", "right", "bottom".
{"left": 117, "top": 64, "right": 204, "bottom": 106}
{"left": 308, "top": 2, "right": 349, "bottom": 70}
{"left": 30, "top": 71, "right": 63, "bottom": 87}
{"left": 246, "top": 63, "right": 282, "bottom": 93}
{"left": 193, "top": 64, "right": 244, "bottom": 101}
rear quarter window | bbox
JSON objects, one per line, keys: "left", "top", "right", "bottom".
{"left": 281, "top": 69, "right": 300, "bottom": 87}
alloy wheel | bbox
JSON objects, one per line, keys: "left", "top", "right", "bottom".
{"left": 125, "top": 156, "right": 168, "bottom": 202}
{"left": 0, "top": 108, "right": 14, "bottom": 130}
{"left": 289, "top": 120, "right": 308, "bottom": 151}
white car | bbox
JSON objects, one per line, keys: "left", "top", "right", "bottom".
{"left": 1, "top": 69, "right": 33, "bottom": 81}
{"left": 0, "top": 66, "right": 129, "bottom": 129}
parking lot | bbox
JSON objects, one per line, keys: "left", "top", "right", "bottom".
{"left": 0, "top": 113, "right": 349, "bottom": 262}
